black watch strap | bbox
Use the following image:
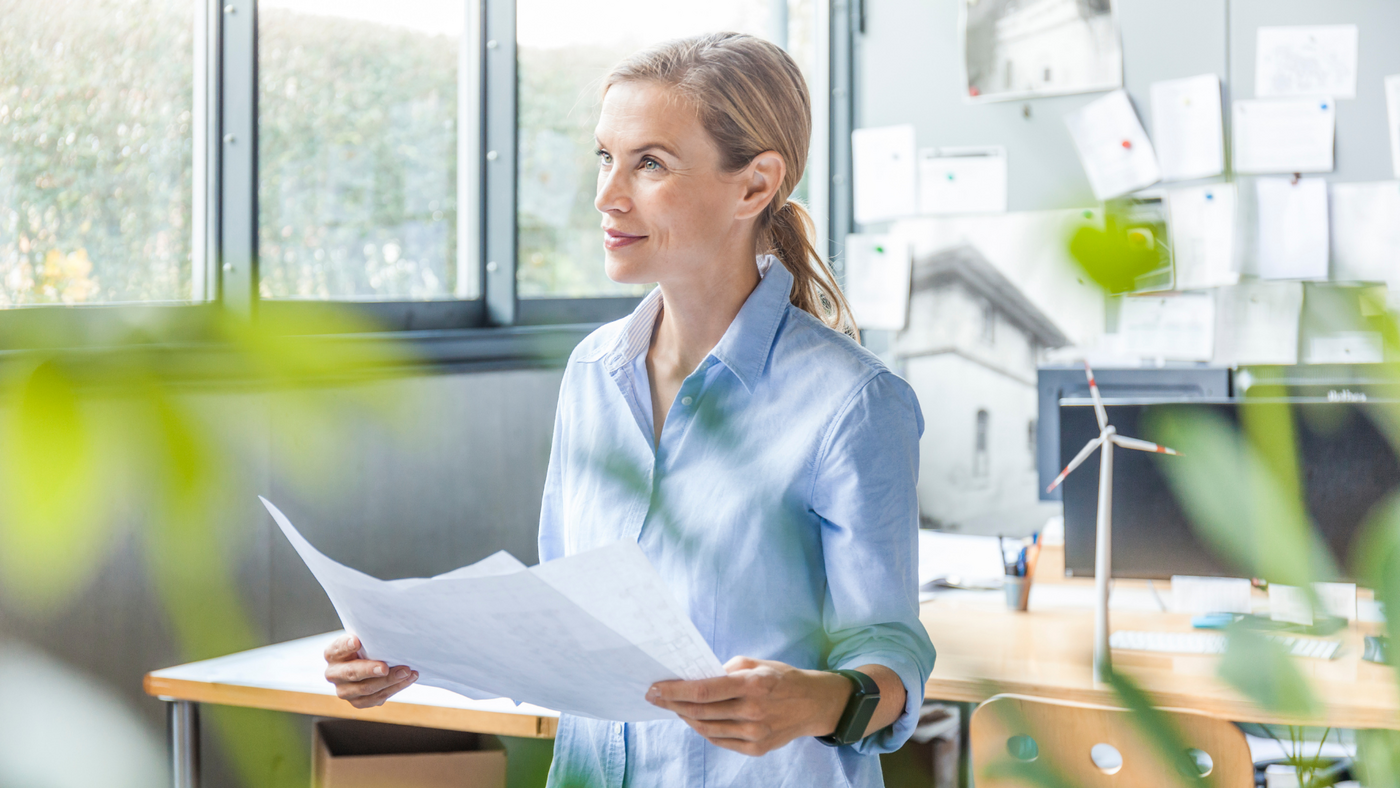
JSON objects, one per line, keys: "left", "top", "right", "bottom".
{"left": 815, "top": 669, "right": 881, "bottom": 746}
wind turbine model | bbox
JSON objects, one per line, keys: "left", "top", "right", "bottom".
{"left": 1046, "top": 362, "right": 1181, "bottom": 683}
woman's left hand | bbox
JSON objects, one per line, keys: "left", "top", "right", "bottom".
{"left": 645, "top": 656, "right": 854, "bottom": 756}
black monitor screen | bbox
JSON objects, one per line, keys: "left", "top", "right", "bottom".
{"left": 1061, "top": 400, "right": 1400, "bottom": 580}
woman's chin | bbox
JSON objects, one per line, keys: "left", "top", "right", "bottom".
{"left": 604, "top": 255, "right": 656, "bottom": 286}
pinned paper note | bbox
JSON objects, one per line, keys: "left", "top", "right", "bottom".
{"left": 852, "top": 125, "right": 917, "bottom": 225}
{"left": 1167, "top": 184, "right": 1238, "bottom": 290}
{"left": 1064, "top": 89, "right": 1161, "bottom": 200}
{"left": 1256, "top": 177, "right": 1329, "bottom": 280}
{"left": 917, "top": 146, "right": 1008, "bottom": 215}
{"left": 843, "top": 234, "right": 911, "bottom": 331}
{"left": 1387, "top": 75, "right": 1400, "bottom": 179}
{"left": 1305, "top": 331, "right": 1384, "bottom": 364}
{"left": 1331, "top": 181, "right": 1400, "bottom": 283}
{"left": 1150, "top": 74, "right": 1224, "bottom": 182}
{"left": 1212, "top": 281, "right": 1303, "bottom": 366}
{"left": 1117, "top": 292, "right": 1215, "bottom": 361}
{"left": 1233, "top": 99, "right": 1336, "bottom": 174}
{"left": 1256, "top": 25, "right": 1358, "bottom": 99}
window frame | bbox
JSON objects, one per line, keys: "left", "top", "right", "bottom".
{"left": 0, "top": 0, "right": 851, "bottom": 364}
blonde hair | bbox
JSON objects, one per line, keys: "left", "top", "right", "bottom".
{"left": 604, "top": 33, "right": 860, "bottom": 340}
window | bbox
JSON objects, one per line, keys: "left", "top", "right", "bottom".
{"left": 515, "top": 0, "right": 820, "bottom": 300}
{"left": 981, "top": 301, "right": 996, "bottom": 345}
{"left": 1, "top": 0, "right": 197, "bottom": 306}
{"left": 257, "top": 0, "right": 472, "bottom": 301}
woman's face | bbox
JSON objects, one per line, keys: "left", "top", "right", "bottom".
{"left": 594, "top": 81, "right": 767, "bottom": 288}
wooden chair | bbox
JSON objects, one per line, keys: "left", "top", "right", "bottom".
{"left": 970, "top": 694, "right": 1254, "bottom": 787}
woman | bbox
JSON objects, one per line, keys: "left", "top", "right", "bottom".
{"left": 324, "top": 32, "right": 935, "bottom": 786}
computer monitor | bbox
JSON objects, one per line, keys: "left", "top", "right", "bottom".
{"left": 1060, "top": 398, "right": 1400, "bottom": 580}
{"left": 1037, "top": 366, "right": 1231, "bottom": 501}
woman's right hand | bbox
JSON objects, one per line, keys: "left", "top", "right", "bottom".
{"left": 324, "top": 633, "right": 418, "bottom": 708}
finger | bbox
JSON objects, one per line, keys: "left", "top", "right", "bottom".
{"left": 648, "top": 675, "right": 747, "bottom": 705}
{"left": 648, "top": 697, "right": 758, "bottom": 721}
{"left": 324, "top": 634, "right": 362, "bottom": 662}
{"left": 678, "top": 715, "right": 767, "bottom": 742}
{"left": 326, "top": 659, "right": 396, "bottom": 685}
{"left": 332, "top": 665, "right": 415, "bottom": 699}
{"left": 723, "top": 655, "right": 763, "bottom": 673}
{"left": 704, "top": 736, "right": 767, "bottom": 757}
{"left": 348, "top": 671, "right": 419, "bottom": 709}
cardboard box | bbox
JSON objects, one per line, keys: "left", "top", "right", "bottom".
{"left": 312, "top": 719, "right": 506, "bottom": 788}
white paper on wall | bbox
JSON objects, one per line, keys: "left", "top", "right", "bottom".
{"left": 1064, "top": 89, "right": 1161, "bottom": 200}
{"left": 1117, "top": 292, "right": 1215, "bottom": 361}
{"left": 1166, "top": 183, "right": 1238, "bottom": 290}
{"left": 1256, "top": 177, "right": 1330, "bottom": 280}
{"left": 1330, "top": 181, "right": 1400, "bottom": 283}
{"left": 1232, "top": 99, "right": 1336, "bottom": 174}
{"left": 1255, "top": 25, "right": 1358, "bottom": 99}
{"left": 852, "top": 125, "right": 918, "bottom": 225}
{"left": 1212, "top": 281, "right": 1303, "bottom": 366}
{"left": 1305, "top": 332, "right": 1385, "bottom": 364}
{"left": 916, "top": 146, "right": 1008, "bottom": 215}
{"left": 843, "top": 234, "right": 912, "bottom": 331}
{"left": 1150, "top": 74, "right": 1224, "bottom": 182}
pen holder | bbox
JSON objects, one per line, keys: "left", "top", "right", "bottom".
{"left": 1004, "top": 576, "right": 1031, "bottom": 612}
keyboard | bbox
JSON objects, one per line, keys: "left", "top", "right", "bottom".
{"left": 1110, "top": 630, "right": 1341, "bottom": 660}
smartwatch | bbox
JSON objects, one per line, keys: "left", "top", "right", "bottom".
{"left": 815, "top": 669, "right": 881, "bottom": 746}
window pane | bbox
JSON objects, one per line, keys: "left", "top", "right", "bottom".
{"left": 516, "top": 1, "right": 778, "bottom": 299}
{"left": 258, "top": 1, "right": 470, "bottom": 301}
{"left": 0, "top": 0, "right": 195, "bottom": 306}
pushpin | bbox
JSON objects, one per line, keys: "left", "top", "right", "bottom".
{"left": 874, "top": 245, "right": 885, "bottom": 254}
{"left": 946, "top": 172, "right": 955, "bottom": 181}
{"left": 1121, "top": 140, "right": 1132, "bottom": 150}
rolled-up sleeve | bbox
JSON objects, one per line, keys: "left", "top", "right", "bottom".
{"left": 810, "top": 370, "right": 936, "bottom": 755}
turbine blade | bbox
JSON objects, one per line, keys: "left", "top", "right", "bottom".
{"left": 1112, "top": 434, "right": 1182, "bottom": 456}
{"left": 1085, "top": 361, "right": 1108, "bottom": 430}
{"left": 1046, "top": 436, "right": 1105, "bottom": 493}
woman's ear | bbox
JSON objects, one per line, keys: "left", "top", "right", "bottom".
{"left": 736, "top": 151, "right": 786, "bottom": 221}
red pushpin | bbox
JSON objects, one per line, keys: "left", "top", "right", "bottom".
{"left": 1121, "top": 139, "right": 1132, "bottom": 150}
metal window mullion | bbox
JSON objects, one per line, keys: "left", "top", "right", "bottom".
{"left": 192, "top": 0, "right": 221, "bottom": 302}
{"left": 829, "top": 0, "right": 855, "bottom": 279}
{"left": 482, "top": 0, "right": 517, "bottom": 326}
{"left": 218, "top": 0, "right": 258, "bottom": 317}
{"left": 458, "top": 0, "right": 486, "bottom": 302}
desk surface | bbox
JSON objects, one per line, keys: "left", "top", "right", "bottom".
{"left": 145, "top": 585, "right": 1399, "bottom": 738}
{"left": 920, "top": 581, "right": 1400, "bottom": 730}
{"left": 143, "top": 633, "right": 559, "bottom": 739}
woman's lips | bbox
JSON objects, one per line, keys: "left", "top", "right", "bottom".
{"left": 604, "top": 229, "right": 646, "bottom": 250}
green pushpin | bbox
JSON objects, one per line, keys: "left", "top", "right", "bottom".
{"left": 874, "top": 245, "right": 885, "bottom": 254}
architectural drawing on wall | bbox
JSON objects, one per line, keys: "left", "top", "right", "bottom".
{"left": 961, "top": 0, "right": 1122, "bottom": 102}
{"left": 893, "top": 245, "right": 1069, "bottom": 535}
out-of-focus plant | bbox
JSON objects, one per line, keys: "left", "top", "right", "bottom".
{"left": 964, "top": 208, "right": 1400, "bottom": 788}
{"left": 0, "top": 305, "right": 418, "bottom": 788}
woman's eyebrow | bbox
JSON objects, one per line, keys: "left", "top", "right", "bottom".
{"left": 593, "top": 138, "right": 679, "bottom": 159}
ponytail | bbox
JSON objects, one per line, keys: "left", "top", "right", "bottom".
{"left": 764, "top": 200, "right": 860, "bottom": 342}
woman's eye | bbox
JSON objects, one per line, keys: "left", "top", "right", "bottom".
{"left": 596, "top": 150, "right": 612, "bottom": 166}
{"left": 642, "top": 158, "right": 660, "bottom": 172}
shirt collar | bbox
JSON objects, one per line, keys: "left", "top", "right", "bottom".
{"left": 602, "top": 255, "right": 792, "bottom": 393}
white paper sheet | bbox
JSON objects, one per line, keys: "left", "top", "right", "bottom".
{"left": 916, "top": 531, "right": 1006, "bottom": 588}
{"left": 1256, "top": 25, "right": 1358, "bottom": 99}
{"left": 261, "top": 497, "right": 724, "bottom": 722}
{"left": 1212, "top": 281, "right": 1303, "bottom": 366}
{"left": 1064, "top": 89, "right": 1161, "bottom": 200}
{"left": 1330, "top": 181, "right": 1400, "bottom": 282}
{"left": 1117, "top": 292, "right": 1215, "bottom": 361}
{"left": 1256, "top": 177, "right": 1330, "bottom": 280}
{"left": 1305, "top": 331, "right": 1384, "bottom": 364}
{"left": 1166, "top": 183, "right": 1238, "bottom": 290}
{"left": 843, "top": 234, "right": 911, "bottom": 331}
{"left": 1387, "top": 75, "right": 1400, "bottom": 179}
{"left": 916, "top": 146, "right": 1008, "bottom": 215}
{"left": 1169, "top": 576, "right": 1252, "bottom": 615}
{"left": 1150, "top": 74, "right": 1224, "bottom": 182}
{"left": 852, "top": 125, "right": 918, "bottom": 224}
{"left": 1233, "top": 99, "right": 1336, "bottom": 174}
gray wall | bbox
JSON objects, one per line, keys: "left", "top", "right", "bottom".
{"left": 0, "top": 366, "right": 562, "bottom": 788}
{"left": 856, "top": 0, "right": 1400, "bottom": 212}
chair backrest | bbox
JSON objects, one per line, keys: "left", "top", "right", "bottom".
{"left": 970, "top": 694, "right": 1253, "bottom": 788}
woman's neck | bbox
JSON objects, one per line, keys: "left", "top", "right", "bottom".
{"left": 651, "top": 257, "right": 761, "bottom": 376}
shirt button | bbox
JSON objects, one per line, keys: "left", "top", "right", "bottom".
{"left": 615, "top": 722, "right": 624, "bottom": 735}
{"left": 681, "top": 396, "right": 693, "bottom": 406}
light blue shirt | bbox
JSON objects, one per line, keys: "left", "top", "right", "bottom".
{"left": 538, "top": 256, "right": 936, "bottom": 788}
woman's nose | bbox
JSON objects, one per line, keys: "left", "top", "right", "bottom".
{"left": 595, "top": 168, "right": 630, "bottom": 214}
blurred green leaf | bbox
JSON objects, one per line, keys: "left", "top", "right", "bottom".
{"left": 1357, "top": 729, "right": 1400, "bottom": 788}
{"left": 1066, "top": 214, "right": 1160, "bottom": 294}
{"left": 1218, "top": 625, "right": 1321, "bottom": 720}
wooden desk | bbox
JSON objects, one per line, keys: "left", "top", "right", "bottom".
{"left": 144, "top": 632, "right": 558, "bottom": 788}
{"left": 919, "top": 581, "right": 1400, "bottom": 730}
